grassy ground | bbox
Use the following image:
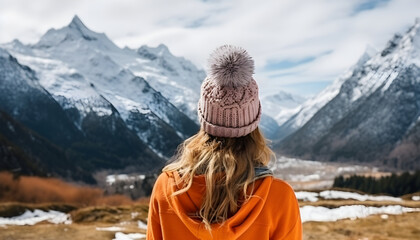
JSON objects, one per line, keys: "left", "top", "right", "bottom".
{"left": 303, "top": 212, "right": 420, "bottom": 240}
{"left": 0, "top": 223, "right": 118, "bottom": 240}
{"left": 299, "top": 199, "right": 420, "bottom": 208}
{"left": 0, "top": 202, "right": 149, "bottom": 240}
{"left": 0, "top": 201, "right": 419, "bottom": 240}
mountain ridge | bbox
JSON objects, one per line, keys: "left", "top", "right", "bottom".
{"left": 276, "top": 19, "right": 420, "bottom": 170}
{"left": 2, "top": 16, "right": 200, "bottom": 158}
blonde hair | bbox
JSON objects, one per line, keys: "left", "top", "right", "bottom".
{"left": 163, "top": 127, "right": 274, "bottom": 230}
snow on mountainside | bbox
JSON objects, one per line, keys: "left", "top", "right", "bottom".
{"left": 133, "top": 44, "right": 205, "bottom": 119}
{"left": 261, "top": 91, "right": 305, "bottom": 125}
{"left": 0, "top": 48, "right": 83, "bottom": 146}
{"left": 32, "top": 15, "right": 205, "bottom": 121}
{"left": 277, "top": 46, "right": 377, "bottom": 139}
{"left": 277, "top": 18, "right": 420, "bottom": 170}
{"left": 1, "top": 15, "right": 297, "bottom": 158}
{"left": 0, "top": 47, "right": 166, "bottom": 182}
{"left": 2, "top": 16, "right": 199, "bottom": 158}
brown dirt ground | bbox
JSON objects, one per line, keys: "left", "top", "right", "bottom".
{"left": 303, "top": 212, "right": 420, "bottom": 240}
{"left": 0, "top": 203, "right": 419, "bottom": 240}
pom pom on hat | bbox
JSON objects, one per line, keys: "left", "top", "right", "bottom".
{"left": 208, "top": 45, "right": 254, "bottom": 88}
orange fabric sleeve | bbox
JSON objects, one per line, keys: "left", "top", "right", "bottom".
{"left": 146, "top": 175, "right": 164, "bottom": 240}
{"left": 280, "top": 216, "right": 303, "bottom": 240}
{"left": 269, "top": 179, "right": 302, "bottom": 240}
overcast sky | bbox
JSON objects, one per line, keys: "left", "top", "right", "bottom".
{"left": 0, "top": 0, "right": 419, "bottom": 97}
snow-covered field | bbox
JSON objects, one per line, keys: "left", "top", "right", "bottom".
{"left": 1, "top": 194, "right": 419, "bottom": 240}
{"left": 300, "top": 205, "right": 419, "bottom": 222}
{"left": 1, "top": 199, "right": 419, "bottom": 227}
{"left": 0, "top": 210, "right": 71, "bottom": 226}
{"left": 271, "top": 156, "right": 382, "bottom": 189}
{"left": 113, "top": 232, "right": 146, "bottom": 240}
{"left": 295, "top": 190, "right": 402, "bottom": 202}
{"left": 106, "top": 174, "right": 146, "bottom": 185}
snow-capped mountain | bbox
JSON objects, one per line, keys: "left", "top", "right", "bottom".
{"left": 0, "top": 48, "right": 82, "bottom": 146}
{"left": 277, "top": 19, "right": 420, "bottom": 170}
{"left": 2, "top": 16, "right": 200, "bottom": 158}
{"left": 276, "top": 46, "right": 377, "bottom": 140}
{"left": 134, "top": 43, "right": 205, "bottom": 119}
{"left": 0, "top": 47, "right": 164, "bottom": 182}
{"left": 0, "top": 15, "right": 303, "bottom": 180}
{"left": 261, "top": 91, "right": 305, "bottom": 125}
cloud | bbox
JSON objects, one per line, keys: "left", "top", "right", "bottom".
{"left": 0, "top": 0, "right": 419, "bottom": 97}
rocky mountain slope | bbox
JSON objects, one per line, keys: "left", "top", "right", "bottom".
{"left": 2, "top": 16, "right": 200, "bottom": 159}
{"left": 0, "top": 48, "right": 165, "bottom": 182}
{"left": 0, "top": 16, "right": 301, "bottom": 181}
{"left": 276, "top": 46, "right": 377, "bottom": 140}
{"left": 277, "top": 19, "right": 420, "bottom": 170}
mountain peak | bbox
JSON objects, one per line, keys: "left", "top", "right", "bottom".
{"left": 156, "top": 43, "right": 170, "bottom": 52}
{"left": 407, "top": 17, "right": 420, "bottom": 37}
{"left": 67, "top": 15, "right": 97, "bottom": 41}
{"left": 378, "top": 18, "right": 420, "bottom": 58}
{"left": 34, "top": 15, "right": 122, "bottom": 49}
{"left": 137, "top": 44, "right": 172, "bottom": 60}
{"left": 69, "top": 15, "right": 86, "bottom": 29}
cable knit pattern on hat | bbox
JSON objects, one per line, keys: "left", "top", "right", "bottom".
{"left": 198, "top": 45, "right": 261, "bottom": 137}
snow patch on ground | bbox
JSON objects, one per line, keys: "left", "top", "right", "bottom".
{"left": 113, "top": 232, "right": 146, "bottom": 240}
{"left": 295, "top": 191, "right": 319, "bottom": 202}
{"left": 300, "top": 205, "right": 420, "bottom": 222}
{"left": 320, "top": 190, "right": 402, "bottom": 202}
{"left": 138, "top": 221, "right": 147, "bottom": 230}
{"left": 0, "top": 210, "right": 71, "bottom": 226}
{"left": 412, "top": 196, "right": 420, "bottom": 201}
{"left": 96, "top": 226, "right": 125, "bottom": 231}
{"left": 295, "top": 190, "right": 402, "bottom": 202}
{"left": 106, "top": 174, "right": 146, "bottom": 185}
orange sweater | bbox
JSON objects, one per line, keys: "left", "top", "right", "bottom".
{"left": 147, "top": 171, "right": 302, "bottom": 240}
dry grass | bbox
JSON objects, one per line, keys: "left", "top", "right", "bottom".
{"left": 401, "top": 192, "right": 420, "bottom": 201}
{"left": 70, "top": 204, "right": 148, "bottom": 224}
{"left": 0, "top": 202, "right": 77, "bottom": 217}
{"left": 0, "top": 203, "right": 149, "bottom": 240}
{"left": 0, "top": 172, "right": 135, "bottom": 206}
{"left": 0, "top": 201, "right": 419, "bottom": 240}
{"left": 0, "top": 206, "right": 418, "bottom": 240}
{"left": 303, "top": 212, "right": 420, "bottom": 240}
{"left": 1, "top": 171, "right": 419, "bottom": 239}
{"left": 0, "top": 224, "right": 117, "bottom": 240}
{"left": 299, "top": 199, "right": 420, "bottom": 208}
{"left": 0, "top": 222, "right": 146, "bottom": 240}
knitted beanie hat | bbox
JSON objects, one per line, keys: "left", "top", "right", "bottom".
{"left": 198, "top": 45, "right": 261, "bottom": 138}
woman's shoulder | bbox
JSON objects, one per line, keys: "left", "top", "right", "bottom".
{"left": 156, "top": 171, "right": 171, "bottom": 183}
{"left": 155, "top": 171, "right": 178, "bottom": 187}
{"left": 271, "top": 177, "right": 294, "bottom": 190}
{"left": 266, "top": 177, "right": 297, "bottom": 200}
{"left": 151, "top": 172, "right": 173, "bottom": 198}
{"left": 261, "top": 177, "right": 300, "bottom": 219}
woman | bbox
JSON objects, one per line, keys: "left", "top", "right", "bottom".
{"left": 147, "top": 45, "right": 302, "bottom": 240}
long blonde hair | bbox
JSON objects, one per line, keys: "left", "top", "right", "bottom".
{"left": 163, "top": 127, "right": 274, "bottom": 230}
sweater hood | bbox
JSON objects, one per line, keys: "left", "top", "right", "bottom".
{"left": 163, "top": 171, "right": 273, "bottom": 240}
